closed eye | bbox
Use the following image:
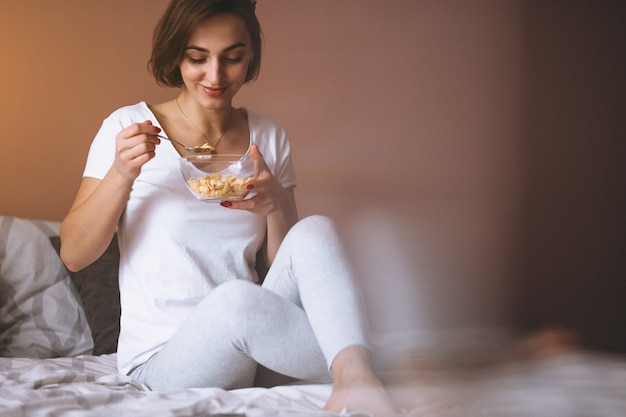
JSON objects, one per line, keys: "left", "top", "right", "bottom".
{"left": 223, "top": 56, "right": 243, "bottom": 64}
{"left": 184, "top": 43, "right": 248, "bottom": 66}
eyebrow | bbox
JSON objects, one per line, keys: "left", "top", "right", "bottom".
{"left": 184, "top": 42, "right": 247, "bottom": 54}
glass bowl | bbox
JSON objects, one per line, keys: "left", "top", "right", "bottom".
{"left": 179, "top": 154, "right": 255, "bottom": 201}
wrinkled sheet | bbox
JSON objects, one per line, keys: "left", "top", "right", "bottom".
{"left": 2, "top": 351, "right": 626, "bottom": 417}
{"left": 0, "top": 354, "right": 334, "bottom": 417}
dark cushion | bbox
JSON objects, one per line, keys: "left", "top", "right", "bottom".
{"left": 50, "top": 236, "right": 120, "bottom": 356}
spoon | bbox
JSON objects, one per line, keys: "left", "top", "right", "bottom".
{"left": 156, "top": 134, "right": 215, "bottom": 154}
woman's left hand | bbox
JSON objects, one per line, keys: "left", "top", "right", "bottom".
{"left": 220, "top": 144, "right": 293, "bottom": 216}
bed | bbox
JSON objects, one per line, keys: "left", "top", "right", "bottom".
{"left": 1, "top": 215, "right": 626, "bottom": 417}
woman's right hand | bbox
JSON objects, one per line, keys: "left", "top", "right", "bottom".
{"left": 60, "top": 120, "right": 161, "bottom": 272}
{"left": 113, "top": 120, "right": 161, "bottom": 181}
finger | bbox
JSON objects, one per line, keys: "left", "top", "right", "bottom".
{"left": 119, "top": 140, "right": 157, "bottom": 161}
{"left": 142, "top": 120, "right": 162, "bottom": 139}
{"left": 250, "top": 143, "right": 262, "bottom": 158}
{"left": 249, "top": 144, "right": 266, "bottom": 178}
{"left": 220, "top": 194, "right": 261, "bottom": 211}
{"left": 119, "top": 121, "right": 160, "bottom": 139}
{"left": 116, "top": 124, "right": 160, "bottom": 158}
{"left": 128, "top": 122, "right": 162, "bottom": 145}
{"left": 220, "top": 199, "right": 249, "bottom": 210}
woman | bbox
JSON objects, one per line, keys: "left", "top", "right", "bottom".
{"left": 60, "top": 0, "right": 397, "bottom": 414}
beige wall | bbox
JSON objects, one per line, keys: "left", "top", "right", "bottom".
{"left": 0, "top": 1, "right": 524, "bottom": 221}
{"left": 1, "top": 1, "right": 623, "bottom": 346}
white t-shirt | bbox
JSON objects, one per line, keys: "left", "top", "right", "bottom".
{"left": 83, "top": 102, "right": 296, "bottom": 374}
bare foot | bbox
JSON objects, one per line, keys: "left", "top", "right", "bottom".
{"left": 323, "top": 345, "right": 400, "bottom": 416}
{"left": 324, "top": 376, "right": 399, "bottom": 416}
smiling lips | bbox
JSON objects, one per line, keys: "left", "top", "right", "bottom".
{"left": 202, "top": 85, "right": 227, "bottom": 97}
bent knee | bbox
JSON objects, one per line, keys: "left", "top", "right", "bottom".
{"left": 209, "top": 280, "right": 262, "bottom": 310}
{"left": 290, "top": 215, "right": 338, "bottom": 240}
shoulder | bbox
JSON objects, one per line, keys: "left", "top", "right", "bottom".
{"left": 245, "top": 109, "right": 291, "bottom": 155}
{"left": 242, "top": 109, "right": 296, "bottom": 184}
{"left": 245, "top": 109, "right": 287, "bottom": 136}
{"left": 91, "top": 102, "right": 155, "bottom": 147}
{"left": 104, "top": 102, "right": 153, "bottom": 123}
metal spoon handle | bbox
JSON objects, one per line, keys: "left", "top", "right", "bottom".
{"left": 156, "top": 134, "right": 215, "bottom": 154}
{"left": 156, "top": 134, "right": 186, "bottom": 149}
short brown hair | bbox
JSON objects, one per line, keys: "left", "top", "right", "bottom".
{"left": 148, "top": 0, "right": 261, "bottom": 87}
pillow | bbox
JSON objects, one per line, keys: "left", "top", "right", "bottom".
{"left": 49, "top": 235, "right": 121, "bottom": 355}
{"left": 0, "top": 216, "right": 93, "bottom": 358}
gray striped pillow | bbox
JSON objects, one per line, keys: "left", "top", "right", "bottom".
{"left": 0, "top": 216, "right": 93, "bottom": 358}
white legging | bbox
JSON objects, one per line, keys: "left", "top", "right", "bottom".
{"left": 129, "top": 215, "right": 370, "bottom": 391}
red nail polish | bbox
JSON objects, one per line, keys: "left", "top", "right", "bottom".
{"left": 246, "top": 183, "right": 254, "bottom": 190}
{"left": 220, "top": 201, "right": 232, "bottom": 208}
{"left": 155, "top": 126, "right": 162, "bottom": 133}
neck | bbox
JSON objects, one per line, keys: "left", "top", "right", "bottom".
{"left": 175, "top": 95, "right": 234, "bottom": 144}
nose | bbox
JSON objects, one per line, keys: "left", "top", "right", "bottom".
{"left": 205, "top": 58, "right": 224, "bottom": 84}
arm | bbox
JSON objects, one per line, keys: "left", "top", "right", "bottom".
{"left": 60, "top": 121, "right": 161, "bottom": 272}
{"left": 224, "top": 144, "right": 298, "bottom": 265}
{"left": 60, "top": 175, "right": 130, "bottom": 272}
{"left": 265, "top": 187, "right": 298, "bottom": 264}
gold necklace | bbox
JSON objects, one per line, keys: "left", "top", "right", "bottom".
{"left": 175, "top": 97, "right": 233, "bottom": 154}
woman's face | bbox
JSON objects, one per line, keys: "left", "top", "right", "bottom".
{"left": 179, "top": 13, "right": 254, "bottom": 110}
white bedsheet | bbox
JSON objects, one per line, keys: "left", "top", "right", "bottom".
{"left": 1, "top": 350, "right": 626, "bottom": 417}
{"left": 0, "top": 354, "right": 334, "bottom": 417}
